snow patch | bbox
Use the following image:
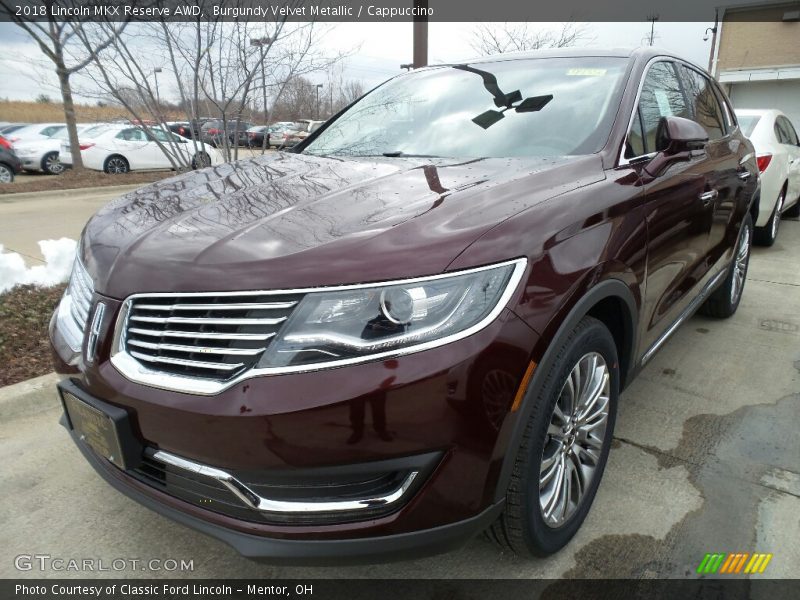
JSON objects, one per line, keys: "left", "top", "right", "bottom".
{"left": 0, "top": 238, "right": 77, "bottom": 294}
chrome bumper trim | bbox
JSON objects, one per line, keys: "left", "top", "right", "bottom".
{"left": 152, "top": 450, "right": 418, "bottom": 514}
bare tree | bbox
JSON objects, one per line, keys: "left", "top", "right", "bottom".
{"left": 73, "top": 6, "right": 351, "bottom": 164}
{"left": 0, "top": 0, "right": 128, "bottom": 170}
{"left": 470, "top": 22, "right": 593, "bottom": 56}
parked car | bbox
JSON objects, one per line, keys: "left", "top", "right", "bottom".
{"left": 200, "top": 119, "right": 252, "bottom": 147}
{"left": 60, "top": 124, "right": 222, "bottom": 173}
{"left": 168, "top": 119, "right": 212, "bottom": 140}
{"left": 0, "top": 123, "right": 29, "bottom": 136}
{"left": 279, "top": 119, "right": 325, "bottom": 148}
{"left": 50, "top": 48, "right": 757, "bottom": 563}
{"left": 735, "top": 109, "right": 800, "bottom": 246}
{"left": 3, "top": 122, "right": 65, "bottom": 145}
{"left": 0, "top": 144, "right": 21, "bottom": 183}
{"left": 13, "top": 124, "right": 93, "bottom": 175}
{"left": 246, "top": 124, "right": 292, "bottom": 148}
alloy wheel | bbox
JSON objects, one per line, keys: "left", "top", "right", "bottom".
{"left": 730, "top": 221, "right": 751, "bottom": 304}
{"left": 106, "top": 157, "right": 128, "bottom": 174}
{"left": 771, "top": 191, "right": 784, "bottom": 241}
{"left": 0, "top": 165, "right": 11, "bottom": 183}
{"left": 539, "top": 352, "right": 610, "bottom": 528}
{"left": 45, "top": 153, "right": 64, "bottom": 175}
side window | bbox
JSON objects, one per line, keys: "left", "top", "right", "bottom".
{"left": 774, "top": 121, "right": 788, "bottom": 144}
{"left": 713, "top": 84, "right": 736, "bottom": 132}
{"left": 116, "top": 128, "right": 146, "bottom": 142}
{"left": 636, "top": 62, "right": 691, "bottom": 154}
{"left": 680, "top": 66, "right": 726, "bottom": 140}
{"left": 40, "top": 126, "right": 62, "bottom": 137}
{"left": 777, "top": 117, "right": 799, "bottom": 145}
{"left": 625, "top": 108, "right": 646, "bottom": 158}
{"left": 147, "top": 128, "right": 171, "bottom": 143}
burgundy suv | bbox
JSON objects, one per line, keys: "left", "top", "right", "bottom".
{"left": 50, "top": 48, "right": 758, "bottom": 562}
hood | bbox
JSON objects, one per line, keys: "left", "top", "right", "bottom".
{"left": 82, "top": 152, "right": 604, "bottom": 299}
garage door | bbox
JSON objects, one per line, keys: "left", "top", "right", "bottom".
{"left": 727, "top": 80, "right": 800, "bottom": 131}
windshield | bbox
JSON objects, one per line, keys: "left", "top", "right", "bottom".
{"left": 736, "top": 114, "right": 761, "bottom": 137}
{"left": 305, "top": 57, "right": 628, "bottom": 158}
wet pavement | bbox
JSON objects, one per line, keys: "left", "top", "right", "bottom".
{"left": 0, "top": 219, "right": 797, "bottom": 580}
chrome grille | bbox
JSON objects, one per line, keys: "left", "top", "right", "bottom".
{"left": 121, "top": 293, "right": 303, "bottom": 380}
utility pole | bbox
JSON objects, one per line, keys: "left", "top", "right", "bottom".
{"left": 646, "top": 15, "right": 659, "bottom": 46}
{"left": 412, "top": 0, "right": 428, "bottom": 68}
{"left": 153, "top": 67, "right": 162, "bottom": 118}
{"left": 250, "top": 37, "right": 270, "bottom": 125}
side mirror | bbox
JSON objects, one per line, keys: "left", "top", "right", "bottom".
{"left": 655, "top": 116, "right": 708, "bottom": 154}
{"left": 644, "top": 116, "right": 708, "bottom": 178}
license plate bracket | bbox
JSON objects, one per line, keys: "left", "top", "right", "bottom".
{"left": 59, "top": 382, "right": 142, "bottom": 470}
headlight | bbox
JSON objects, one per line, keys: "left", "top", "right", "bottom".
{"left": 258, "top": 258, "right": 526, "bottom": 370}
{"left": 55, "top": 256, "right": 95, "bottom": 353}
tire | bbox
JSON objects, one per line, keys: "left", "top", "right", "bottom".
{"left": 784, "top": 195, "right": 800, "bottom": 219}
{"left": 0, "top": 163, "right": 14, "bottom": 183}
{"left": 42, "top": 151, "right": 64, "bottom": 175}
{"left": 698, "top": 213, "right": 753, "bottom": 319}
{"left": 104, "top": 155, "right": 129, "bottom": 174}
{"left": 753, "top": 186, "right": 784, "bottom": 247}
{"left": 191, "top": 152, "right": 211, "bottom": 169}
{"left": 490, "top": 316, "right": 619, "bottom": 557}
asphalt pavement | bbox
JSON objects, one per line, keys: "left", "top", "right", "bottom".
{"left": 0, "top": 210, "right": 798, "bottom": 579}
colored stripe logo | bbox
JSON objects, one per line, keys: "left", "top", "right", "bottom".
{"left": 697, "top": 552, "right": 773, "bottom": 574}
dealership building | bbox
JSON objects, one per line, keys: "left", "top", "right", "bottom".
{"left": 710, "top": 2, "right": 800, "bottom": 126}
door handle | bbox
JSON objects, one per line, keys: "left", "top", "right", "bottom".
{"left": 737, "top": 171, "right": 751, "bottom": 181}
{"left": 699, "top": 190, "right": 719, "bottom": 205}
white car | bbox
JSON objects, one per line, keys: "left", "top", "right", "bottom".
{"left": 14, "top": 125, "right": 93, "bottom": 175}
{"left": 61, "top": 124, "right": 222, "bottom": 173}
{"left": 3, "top": 123, "right": 66, "bottom": 145}
{"left": 735, "top": 109, "right": 800, "bottom": 246}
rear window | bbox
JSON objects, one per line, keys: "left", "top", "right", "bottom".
{"left": 40, "top": 125, "right": 65, "bottom": 137}
{"left": 737, "top": 115, "right": 760, "bottom": 137}
{"left": 81, "top": 125, "right": 112, "bottom": 138}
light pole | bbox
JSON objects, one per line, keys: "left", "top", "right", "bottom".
{"left": 315, "top": 83, "right": 323, "bottom": 119}
{"left": 250, "top": 37, "right": 270, "bottom": 126}
{"left": 153, "top": 68, "right": 162, "bottom": 117}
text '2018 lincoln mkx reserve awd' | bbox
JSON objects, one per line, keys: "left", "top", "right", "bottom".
{"left": 51, "top": 48, "right": 758, "bottom": 562}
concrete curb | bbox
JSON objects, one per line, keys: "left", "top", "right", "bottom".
{"left": 0, "top": 184, "right": 143, "bottom": 202}
{"left": 0, "top": 372, "right": 61, "bottom": 421}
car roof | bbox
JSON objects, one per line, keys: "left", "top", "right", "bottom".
{"left": 437, "top": 47, "right": 708, "bottom": 74}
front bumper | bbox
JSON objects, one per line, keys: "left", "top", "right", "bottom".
{"left": 52, "top": 296, "right": 537, "bottom": 561}
{"left": 64, "top": 414, "right": 503, "bottom": 563}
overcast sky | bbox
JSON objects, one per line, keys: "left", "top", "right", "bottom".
{"left": 0, "top": 21, "right": 714, "bottom": 103}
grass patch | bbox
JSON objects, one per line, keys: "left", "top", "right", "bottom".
{"left": 0, "top": 284, "right": 66, "bottom": 387}
{"left": 1, "top": 169, "right": 173, "bottom": 194}
{"left": 0, "top": 100, "right": 181, "bottom": 124}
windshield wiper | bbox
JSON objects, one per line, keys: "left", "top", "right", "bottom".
{"left": 381, "top": 151, "right": 441, "bottom": 158}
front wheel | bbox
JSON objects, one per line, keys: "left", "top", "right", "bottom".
{"left": 490, "top": 316, "right": 619, "bottom": 556}
{"left": 698, "top": 213, "right": 753, "bottom": 318}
